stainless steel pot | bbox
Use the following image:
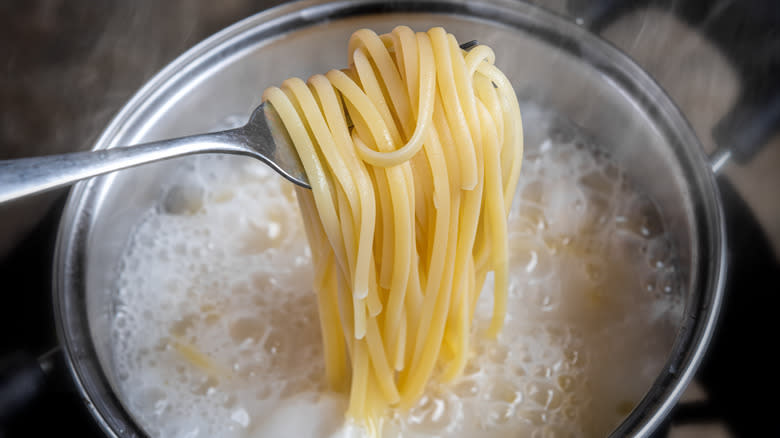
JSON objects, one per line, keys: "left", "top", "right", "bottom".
{"left": 52, "top": 0, "right": 727, "bottom": 436}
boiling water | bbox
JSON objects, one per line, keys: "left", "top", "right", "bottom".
{"left": 109, "top": 106, "right": 683, "bottom": 438}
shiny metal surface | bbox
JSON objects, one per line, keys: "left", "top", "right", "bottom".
{"left": 709, "top": 146, "right": 733, "bottom": 174}
{"left": 52, "top": 0, "right": 726, "bottom": 437}
{"left": 0, "top": 103, "right": 308, "bottom": 204}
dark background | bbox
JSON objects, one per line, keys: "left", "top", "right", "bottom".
{"left": 1, "top": 0, "right": 779, "bottom": 436}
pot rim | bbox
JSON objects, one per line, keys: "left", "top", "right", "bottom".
{"left": 52, "top": 1, "right": 727, "bottom": 437}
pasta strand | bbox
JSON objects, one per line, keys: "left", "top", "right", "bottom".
{"left": 261, "top": 26, "right": 523, "bottom": 434}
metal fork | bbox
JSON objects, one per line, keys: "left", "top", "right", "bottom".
{"left": 0, "top": 41, "right": 479, "bottom": 205}
{"left": 0, "top": 103, "right": 308, "bottom": 204}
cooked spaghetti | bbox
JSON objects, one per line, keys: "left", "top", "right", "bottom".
{"left": 261, "top": 26, "right": 523, "bottom": 430}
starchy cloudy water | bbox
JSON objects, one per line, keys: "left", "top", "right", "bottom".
{"left": 109, "top": 106, "right": 683, "bottom": 438}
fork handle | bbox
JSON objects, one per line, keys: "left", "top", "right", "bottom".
{"left": 0, "top": 130, "right": 246, "bottom": 204}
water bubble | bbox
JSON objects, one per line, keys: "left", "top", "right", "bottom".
{"left": 557, "top": 375, "right": 575, "bottom": 393}
{"left": 230, "top": 408, "right": 250, "bottom": 428}
{"left": 526, "top": 381, "right": 563, "bottom": 410}
{"left": 489, "top": 379, "right": 521, "bottom": 404}
{"left": 516, "top": 408, "right": 547, "bottom": 426}
{"left": 163, "top": 184, "right": 204, "bottom": 216}
{"left": 408, "top": 394, "right": 458, "bottom": 434}
{"left": 453, "top": 379, "right": 480, "bottom": 398}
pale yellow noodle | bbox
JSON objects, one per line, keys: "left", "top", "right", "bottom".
{"left": 261, "top": 25, "right": 523, "bottom": 434}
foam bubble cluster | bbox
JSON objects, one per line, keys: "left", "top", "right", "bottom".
{"left": 110, "top": 106, "right": 683, "bottom": 437}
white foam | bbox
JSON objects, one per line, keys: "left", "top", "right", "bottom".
{"left": 110, "top": 107, "right": 683, "bottom": 437}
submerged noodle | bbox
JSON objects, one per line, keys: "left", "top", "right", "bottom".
{"left": 262, "top": 26, "right": 523, "bottom": 431}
